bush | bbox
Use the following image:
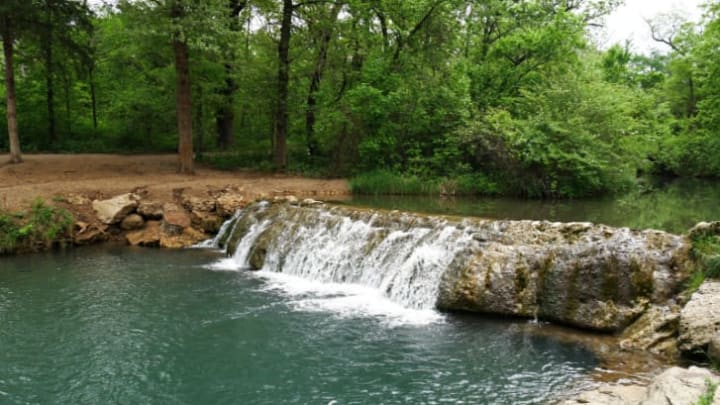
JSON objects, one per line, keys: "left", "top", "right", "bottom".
{"left": 0, "top": 199, "right": 74, "bottom": 254}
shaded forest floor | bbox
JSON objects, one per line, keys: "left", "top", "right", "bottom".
{"left": 0, "top": 154, "right": 349, "bottom": 211}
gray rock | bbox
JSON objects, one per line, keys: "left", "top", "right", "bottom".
{"left": 559, "top": 366, "right": 720, "bottom": 405}
{"left": 679, "top": 281, "right": 720, "bottom": 355}
{"left": 120, "top": 214, "right": 145, "bottom": 231}
{"left": 92, "top": 193, "right": 139, "bottom": 224}
{"left": 619, "top": 305, "right": 680, "bottom": 358}
{"left": 642, "top": 366, "right": 720, "bottom": 405}
{"left": 688, "top": 221, "right": 720, "bottom": 240}
{"left": 709, "top": 332, "right": 720, "bottom": 364}
{"left": 137, "top": 201, "right": 163, "bottom": 220}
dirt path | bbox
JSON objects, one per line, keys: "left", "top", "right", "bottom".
{"left": 0, "top": 154, "right": 350, "bottom": 211}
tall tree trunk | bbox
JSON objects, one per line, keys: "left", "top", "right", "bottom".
{"left": 173, "top": 36, "right": 194, "bottom": 174}
{"left": 305, "top": 3, "right": 341, "bottom": 158}
{"left": 275, "top": 0, "right": 292, "bottom": 171}
{"left": 2, "top": 26, "right": 22, "bottom": 163}
{"left": 44, "top": 0, "right": 57, "bottom": 145}
{"left": 89, "top": 66, "right": 98, "bottom": 134}
{"left": 215, "top": 0, "right": 247, "bottom": 150}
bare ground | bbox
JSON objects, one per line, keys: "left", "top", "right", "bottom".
{"left": 0, "top": 154, "right": 349, "bottom": 211}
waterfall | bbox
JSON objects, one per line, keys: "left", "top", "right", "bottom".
{"left": 212, "top": 201, "right": 688, "bottom": 331}
{"left": 216, "top": 203, "right": 476, "bottom": 310}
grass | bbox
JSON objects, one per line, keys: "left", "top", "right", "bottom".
{"left": 695, "top": 379, "right": 718, "bottom": 405}
{"left": 350, "top": 170, "right": 502, "bottom": 196}
{"left": 0, "top": 198, "right": 74, "bottom": 254}
{"left": 685, "top": 231, "right": 720, "bottom": 294}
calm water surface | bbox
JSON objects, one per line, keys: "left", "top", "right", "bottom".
{"left": 345, "top": 178, "right": 720, "bottom": 234}
{"left": 0, "top": 246, "right": 596, "bottom": 404}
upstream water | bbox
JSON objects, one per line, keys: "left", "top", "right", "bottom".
{"left": 0, "top": 246, "right": 597, "bottom": 404}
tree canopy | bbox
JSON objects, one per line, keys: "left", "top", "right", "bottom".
{"left": 1, "top": 0, "right": 719, "bottom": 197}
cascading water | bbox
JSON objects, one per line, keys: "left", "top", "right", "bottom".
{"left": 216, "top": 202, "right": 476, "bottom": 310}
{"left": 212, "top": 200, "right": 688, "bottom": 331}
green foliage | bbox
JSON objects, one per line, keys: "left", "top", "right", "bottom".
{"left": 0, "top": 199, "right": 74, "bottom": 254}
{"left": 350, "top": 170, "right": 440, "bottom": 196}
{"left": 695, "top": 379, "right": 718, "bottom": 405}
{"left": 686, "top": 227, "right": 720, "bottom": 293}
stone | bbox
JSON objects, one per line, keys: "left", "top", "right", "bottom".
{"left": 120, "top": 214, "right": 144, "bottom": 231}
{"left": 162, "top": 203, "right": 191, "bottom": 235}
{"left": 559, "top": 366, "right": 720, "bottom": 405}
{"left": 642, "top": 366, "right": 720, "bottom": 405}
{"left": 216, "top": 193, "right": 246, "bottom": 216}
{"left": 182, "top": 195, "right": 216, "bottom": 212}
{"left": 74, "top": 222, "right": 108, "bottom": 245}
{"left": 688, "top": 221, "right": 720, "bottom": 240}
{"left": 160, "top": 227, "right": 208, "bottom": 249}
{"left": 126, "top": 221, "right": 161, "bottom": 247}
{"left": 709, "top": 332, "right": 720, "bottom": 364}
{"left": 92, "top": 193, "right": 139, "bottom": 224}
{"left": 619, "top": 305, "right": 680, "bottom": 358}
{"left": 679, "top": 281, "right": 720, "bottom": 356}
{"left": 300, "top": 198, "right": 323, "bottom": 207}
{"left": 137, "top": 201, "right": 164, "bottom": 220}
{"left": 191, "top": 210, "right": 224, "bottom": 234}
{"left": 66, "top": 193, "right": 90, "bottom": 206}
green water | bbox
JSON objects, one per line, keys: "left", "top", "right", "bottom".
{"left": 345, "top": 178, "right": 720, "bottom": 234}
{"left": 0, "top": 246, "right": 596, "bottom": 404}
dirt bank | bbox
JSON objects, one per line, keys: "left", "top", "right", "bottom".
{"left": 0, "top": 154, "right": 350, "bottom": 211}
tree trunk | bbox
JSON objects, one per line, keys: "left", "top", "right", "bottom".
{"left": 274, "top": 0, "right": 292, "bottom": 171}
{"left": 173, "top": 36, "right": 194, "bottom": 174}
{"left": 89, "top": 66, "right": 98, "bottom": 134}
{"left": 305, "top": 3, "right": 341, "bottom": 159}
{"left": 44, "top": 0, "right": 57, "bottom": 145}
{"left": 2, "top": 26, "right": 22, "bottom": 163}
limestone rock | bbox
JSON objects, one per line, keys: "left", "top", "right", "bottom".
{"left": 92, "top": 193, "right": 139, "bottom": 224}
{"left": 679, "top": 281, "right": 720, "bottom": 356}
{"left": 162, "top": 203, "right": 191, "bottom": 235}
{"left": 688, "top": 221, "right": 720, "bottom": 240}
{"left": 619, "top": 305, "right": 680, "bottom": 358}
{"left": 300, "top": 198, "right": 323, "bottom": 207}
{"left": 159, "top": 227, "right": 207, "bottom": 249}
{"left": 74, "top": 222, "right": 108, "bottom": 245}
{"left": 216, "top": 193, "right": 246, "bottom": 216}
{"left": 126, "top": 221, "right": 161, "bottom": 247}
{"left": 137, "top": 201, "right": 164, "bottom": 220}
{"left": 559, "top": 366, "right": 720, "bottom": 405}
{"left": 191, "top": 210, "right": 224, "bottom": 234}
{"left": 642, "top": 366, "right": 720, "bottom": 405}
{"left": 120, "top": 214, "right": 144, "bottom": 231}
{"left": 182, "top": 195, "right": 216, "bottom": 212}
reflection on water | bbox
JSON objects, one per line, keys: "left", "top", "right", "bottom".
{"left": 343, "top": 178, "right": 720, "bottom": 234}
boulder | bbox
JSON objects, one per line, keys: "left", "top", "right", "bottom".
{"left": 619, "top": 305, "right": 680, "bottom": 358}
{"left": 559, "top": 366, "right": 720, "bottom": 405}
{"left": 709, "top": 332, "right": 720, "bottom": 364}
{"left": 120, "top": 214, "right": 144, "bottom": 231}
{"left": 216, "top": 193, "right": 246, "bottom": 216}
{"left": 688, "top": 221, "right": 720, "bottom": 240}
{"left": 191, "top": 210, "right": 224, "bottom": 234}
{"left": 162, "top": 203, "right": 191, "bottom": 235}
{"left": 678, "top": 281, "right": 720, "bottom": 356}
{"left": 182, "top": 195, "right": 216, "bottom": 212}
{"left": 92, "top": 193, "right": 139, "bottom": 224}
{"left": 137, "top": 201, "right": 164, "bottom": 220}
{"left": 74, "top": 222, "right": 108, "bottom": 245}
{"left": 160, "top": 227, "right": 207, "bottom": 249}
{"left": 126, "top": 221, "right": 161, "bottom": 247}
{"left": 643, "top": 366, "right": 720, "bottom": 405}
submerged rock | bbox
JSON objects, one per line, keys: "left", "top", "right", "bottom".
{"left": 221, "top": 201, "right": 690, "bottom": 331}
{"left": 678, "top": 281, "right": 720, "bottom": 357}
{"left": 92, "top": 193, "right": 139, "bottom": 224}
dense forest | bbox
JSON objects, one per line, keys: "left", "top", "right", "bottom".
{"left": 1, "top": 0, "right": 719, "bottom": 197}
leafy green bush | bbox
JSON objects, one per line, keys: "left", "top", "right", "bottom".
{"left": 0, "top": 199, "right": 74, "bottom": 254}
{"left": 350, "top": 170, "right": 440, "bottom": 195}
